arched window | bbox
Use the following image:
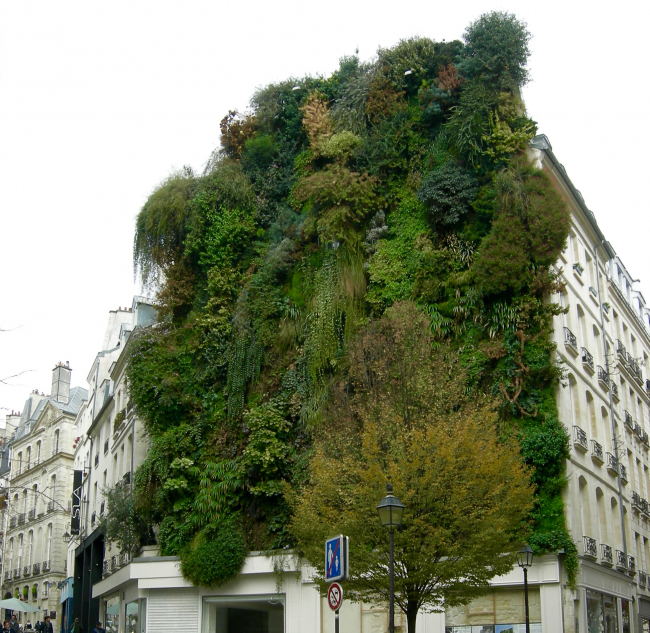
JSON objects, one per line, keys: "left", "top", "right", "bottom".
{"left": 586, "top": 391, "right": 597, "bottom": 440}
{"left": 25, "top": 446, "right": 31, "bottom": 468}
{"left": 16, "top": 452, "right": 22, "bottom": 472}
{"left": 26, "top": 531, "right": 33, "bottom": 567}
{"left": 36, "top": 527, "right": 43, "bottom": 565}
{"left": 45, "top": 524, "right": 52, "bottom": 562}
{"left": 579, "top": 476, "right": 591, "bottom": 538}
{"left": 593, "top": 325, "right": 602, "bottom": 364}
{"left": 611, "top": 497, "right": 621, "bottom": 548}
{"left": 8, "top": 538, "right": 14, "bottom": 572}
{"left": 568, "top": 375, "right": 580, "bottom": 427}
{"left": 32, "top": 484, "right": 37, "bottom": 516}
{"left": 577, "top": 305, "right": 587, "bottom": 346}
{"left": 53, "top": 430, "right": 60, "bottom": 455}
{"left": 596, "top": 487, "right": 609, "bottom": 546}
{"left": 36, "top": 441, "right": 41, "bottom": 464}
{"left": 50, "top": 475, "right": 57, "bottom": 506}
{"left": 601, "top": 407, "right": 610, "bottom": 452}
{"left": 22, "top": 489, "right": 28, "bottom": 515}
{"left": 17, "top": 534, "right": 23, "bottom": 570}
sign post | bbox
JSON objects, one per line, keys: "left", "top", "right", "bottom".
{"left": 325, "top": 536, "right": 349, "bottom": 633}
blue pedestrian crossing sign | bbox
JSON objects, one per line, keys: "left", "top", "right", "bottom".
{"left": 325, "top": 535, "right": 349, "bottom": 582}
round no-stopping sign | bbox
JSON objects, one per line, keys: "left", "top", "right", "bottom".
{"left": 327, "top": 582, "right": 343, "bottom": 611}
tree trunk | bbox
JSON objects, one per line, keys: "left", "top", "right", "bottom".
{"left": 406, "top": 599, "right": 419, "bottom": 633}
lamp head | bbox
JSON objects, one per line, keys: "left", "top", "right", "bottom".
{"left": 517, "top": 544, "right": 534, "bottom": 568}
{"left": 376, "top": 483, "right": 405, "bottom": 528}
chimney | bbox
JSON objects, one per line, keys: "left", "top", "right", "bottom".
{"left": 51, "top": 361, "right": 71, "bottom": 404}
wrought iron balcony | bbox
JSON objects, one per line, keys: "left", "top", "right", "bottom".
{"left": 9, "top": 517, "right": 16, "bottom": 529}
{"left": 606, "top": 452, "right": 619, "bottom": 475}
{"left": 636, "top": 423, "right": 643, "bottom": 439}
{"left": 28, "top": 508, "right": 36, "bottom": 521}
{"left": 583, "top": 536, "right": 597, "bottom": 559}
{"left": 582, "top": 347, "right": 595, "bottom": 372}
{"left": 620, "top": 464, "right": 628, "bottom": 483}
{"left": 42, "top": 560, "right": 50, "bottom": 573}
{"left": 32, "top": 563, "right": 40, "bottom": 575}
{"left": 631, "top": 490, "right": 641, "bottom": 509}
{"left": 601, "top": 543, "right": 613, "bottom": 566}
{"left": 617, "top": 549, "right": 628, "bottom": 570}
{"left": 629, "top": 556, "right": 636, "bottom": 575}
{"left": 573, "top": 426, "right": 588, "bottom": 451}
{"left": 617, "top": 339, "right": 627, "bottom": 360}
{"left": 624, "top": 411, "right": 634, "bottom": 431}
{"left": 591, "top": 440, "right": 604, "bottom": 463}
{"left": 564, "top": 327, "right": 578, "bottom": 353}
{"left": 17, "top": 513, "right": 25, "bottom": 525}
{"left": 13, "top": 568, "right": 19, "bottom": 579}
{"left": 23, "top": 565, "right": 30, "bottom": 577}
{"left": 611, "top": 382, "right": 619, "bottom": 400}
{"left": 597, "top": 366, "right": 610, "bottom": 389}
{"left": 47, "top": 501, "right": 54, "bottom": 512}
{"left": 640, "top": 570, "right": 647, "bottom": 588}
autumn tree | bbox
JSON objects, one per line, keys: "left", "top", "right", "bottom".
{"left": 289, "top": 302, "right": 534, "bottom": 633}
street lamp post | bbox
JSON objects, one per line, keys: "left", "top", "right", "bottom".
{"left": 517, "top": 544, "right": 534, "bottom": 633}
{"left": 376, "top": 483, "right": 405, "bottom": 633}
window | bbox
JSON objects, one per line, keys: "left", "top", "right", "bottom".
{"left": 45, "top": 524, "right": 52, "bottom": 561}
{"left": 586, "top": 590, "right": 618, "bottom": 633}
{"left": 27, "top": 531, "right": 33, "bottom": 567}
{"left": 36, "top": 441, "right": 41, "bottom": 463}
{"left": 53, "top": 429, "right": 60, "bottom": 455}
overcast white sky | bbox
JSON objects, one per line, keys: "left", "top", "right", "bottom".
{"left": 1, "top": 0, "right": 649, "bottom": 416}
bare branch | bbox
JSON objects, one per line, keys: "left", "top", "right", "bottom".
{"left": 0, "top": 369, "right": 35, "bottom": 385}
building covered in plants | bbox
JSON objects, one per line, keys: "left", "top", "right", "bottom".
{"left": 54, "top": 11, "right": 650, "bottom": 633}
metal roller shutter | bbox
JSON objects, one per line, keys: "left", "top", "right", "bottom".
{"left": 147, "top": 589, "right": 199, "bottom": 633}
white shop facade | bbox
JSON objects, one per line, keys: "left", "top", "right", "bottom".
{"left": 90, "top": 552, "right": 564, "bottom": 633}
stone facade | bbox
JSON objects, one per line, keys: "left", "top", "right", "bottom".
{"left": 0, "top": 368, "right": 86, "bottom": 629}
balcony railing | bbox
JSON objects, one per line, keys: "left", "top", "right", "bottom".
{"left": 589, "top": 286, "right": 598, "bottom": 298}
{"left": 583, "top": 536, "right": 598, "bottom": 559}
{"left": 629, "top": 556, "right": 636, "bottom": 575}
{"left": 3, "top": 571, "right": 10, "bottom": 581}
{"left": 118, "top": 552, "right": 130, "bottom": 567}
{"left": 51, "top": 447, "right": 59, "bottom": 457}
{"left": 23, "top": 565, "right": 30, "bottom": 577}
{"left": 42, "top": 560, "right": 50, "bottom": 573}
{"left": 635, "top": 423, "right": 643, "bottom": 439}
{"left": 606, "top": 452, "right": 619, "bottom": 475}
{"left": 111, "top": 555, "right": 117, "bottom": 569}
{"left": 641, "top": 571, "right": 648, "bottom": 588}
{"left": 617, "top": 549, "right": 628, "bottom": 570}
{"left": 582, "top": 348, "right": 595, "bottom": 372}
{"left": 624, "top": 411, "right": 634, "bottom": 431}
{"left": 573, "top": 426, "right": 588, "bottom": 451}
{"left": 617, "top": 339, "right": 627, "bottom": 360}
{"left": 564, "top": 327, "right": 578, "bottom": 353}
{"left": 102, "top": 560, "right": 111, "bottom": 575}
{"left": 620, "top": 464, "right": 628, "bottom": 483}
{"left": 28, "top": 508, "right": 36, "bottom": 521}
{"left": 13, "top": 568, "right": 19, "bottom": 579}
{"left": 597, "top": 366, "right": 610, "bottom": 389}
{"left": 9, "top": 517, "right": 16, "bottom": 529}
{"left": 601, "top": 544, "right": 613, "bottom": 565}
{"left": 611, "top": 382, "right": 619, "bottom": 400}
{"left": 47, "top": 501, "right": 54, "bottom": 512}
{"left": 17, "top": 513, "right": 25, "bottom": 525}
{"left": 591, "top": 440, "right": 604, "bottom": 463}
{"left": 32, "top": 563, "right": 40, "bottom": 575}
